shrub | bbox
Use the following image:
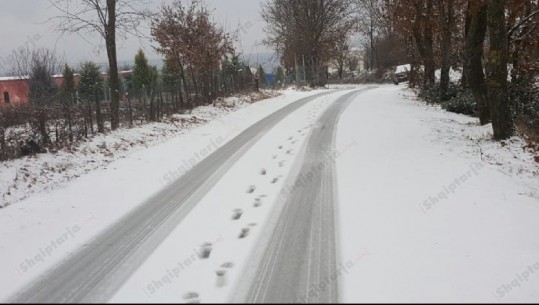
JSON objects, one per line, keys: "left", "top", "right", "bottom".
{"left": 419, "top": 82, "right": 476, "bottom": 116}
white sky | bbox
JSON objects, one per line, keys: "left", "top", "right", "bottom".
{"left": 0, "top": 0, "right": 270, "bottom": 72}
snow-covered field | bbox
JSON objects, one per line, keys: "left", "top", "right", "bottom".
{"left": 337, "top": 85, "right": 539, "bottom": 302}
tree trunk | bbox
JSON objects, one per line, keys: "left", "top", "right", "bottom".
{"left": 486, "top": 0, "right": 514, "bottom": 140}
{"left": 179, "top": 63, "right": 189, "bottom": 107}
{"left": 464, "top": 0, "right": 490, "bottom": 124}
{"left": 95, "top": 88, "right": 104, "bottom": 133}
{"left": 178, "top": 78, "right": 184, "bottom": 109}
{"left": 192, "top": 72, "right": 199, "bottom": 107}
{"left": 439, "top": 0, "right": 454, "bottom": 101}
{"left": 149, "top": 93, "right": 155, "bottom": 121}
{"left": 461, "top": 2, "right": 472, "bottom": 87}
{"left": 0, "top": 124, "right": 6, "bottom": 159}
{"left": 412, "top": 1, "right": 435, "bottom": 88}
{"left": 106, "top": 0, "right": 120, "bottom": 130}
{"left": 38, "top": 106, "right": 50, "bottom": 145}
{"left": 127, "top": 93, "right": 133, "bottom": 127}
{"left": 424, "top": 0, "right": 436, "bottom": 87}
{"left": 87, "top": 100, "right": 94, "bottom": 134}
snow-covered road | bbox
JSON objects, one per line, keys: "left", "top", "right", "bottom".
{"left": 7, "top": 91, "right": 340, "bottom": 303}
{"left": 241, "top": 89, "right": 371, "bottom": 303}
{"left": 1, "top": 85, "right": 538, "bottom": 303}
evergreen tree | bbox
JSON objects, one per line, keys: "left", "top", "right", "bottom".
{"left": 257, "top": 65, "right": 267, "bottom": 88}
{"left": 133, "top": 49, "right": 159, "bottom": 121}
{"left": 275, "top": 66, "right": 285, "bottom": 87}
{"left": 79, "top": 62, "right": 104, "bottom": 133}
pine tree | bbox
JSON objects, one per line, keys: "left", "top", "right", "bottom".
{"left": 275, "top": 66, "right": 285, "bottom": 87}
{"left": 257, "top": 65, "right": 267, "bottom": 88}
{"left": 133, "top": 49, "right": 159, "bottom": 121}
{"left": 62, "top": 64, "right": 76, "bottom": 141}
{"left": 79, "top": 62, "right": 104, "bottom": 133}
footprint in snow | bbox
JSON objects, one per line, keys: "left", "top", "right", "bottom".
{"left": 246, "top": 185, "right": 256, "bottom": 194}
{"left": 238, "top": 227, "right": 250, "bottom": 239}
{"left": 221, "top": 262, "right": 235, "bottom": 268}
{"left": 198, "top": 243, "right": 213, "bottom": 259}
{"left": 183, "top": 292, "right": 200, "bottom": 303}
{"left": 279, "top": 160, "right": 285, "bottom": 167}
{"left": 216, "top": 269, "right": 227, "bottom": 287}
{"left": 260, "top": 168, "right": 267, "bottom": 175}
{"left": 253, "top": 197, "right": 262, "bottom": 208}
{"left": 232, "top": 209, "right": 243, "bottom": 220}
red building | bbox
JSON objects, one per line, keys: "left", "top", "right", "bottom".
{"left": 0, "top": 75, "right": 80, "bottom": 106}
{"left": 0, "top": 70, "right": 132, "bottom": 106}
{"left": 0, "top": 76, "right": 29, "bottom": 105}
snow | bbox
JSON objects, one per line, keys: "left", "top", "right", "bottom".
{"left": 395, "top": 64, "right": 411, "bottom": 74}
{"left": 0, "top": 88, "right": 329, "bottom": 301}
{"left": 1, "top": 83, "right": 538, "bottom": 303}
{"left": 0, "top": 76, "right": 28, "bottom": 81}
{"left": 109, "top": 89, "right": 358, "bottom": 303}
{"left": 0, "top": 92, "right": 278, "bottom": 207}
{"left": 336, "top": 85, "right": 539, "bottom": 302}
{"left": 435, "top": 67, "right": 463, "bottom": 82}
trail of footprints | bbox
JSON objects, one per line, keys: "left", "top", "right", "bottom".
{"left": 185, "top": 102, "right": 326, "bottom": 300}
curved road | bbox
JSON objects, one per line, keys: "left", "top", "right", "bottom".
{"left": 244, "top": 89, "right": 370, "bottom": 303}
{"left": 7, "top": 91, "right": 337, "bottom": 303}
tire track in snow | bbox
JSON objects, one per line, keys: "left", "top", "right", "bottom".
{"left": 7, "top": 91, "right": 337, "bottom": 304}
{"left": 244, "top": 89, "right": 373, "bottom": 303}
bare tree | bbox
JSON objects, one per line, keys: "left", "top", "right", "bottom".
{"left": 355, "top": 0, "right": 387, "bottom": 70}
{"left": 333, "top": 37, "right": 350, "bottom": 79}
{"left": 11, "top": 48, "right": 63, "bottom": 146}
{"left": 48, "top": 0, "right": 151, "bottom": 130}
{"left": 152, "top": 0, "right": 234, "bottom": 106}
{"left": 262, "top": 0, "right": 355, "bottom": 85}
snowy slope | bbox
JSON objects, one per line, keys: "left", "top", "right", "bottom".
{"left": 336, "top": 85, "right": 539, "bottom": 302}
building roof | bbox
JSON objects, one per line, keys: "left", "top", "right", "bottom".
{"left": 0, "top": 76, "right": 28, "bottom": 81}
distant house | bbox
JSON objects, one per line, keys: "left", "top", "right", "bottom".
{"left": 0, "top": 75, "right": 75, "bottom": 106}
{"left": 348, "top": 47, "right": 365, "bottom": 74}
{"left": 0, "top": 76, "right": 29, "bottom": 105}
{"left": 0, "top": 71, "right": 134, "bottom": 106}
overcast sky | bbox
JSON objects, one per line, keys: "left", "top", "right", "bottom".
{"left": 0, "top": 0, "right": 270, "bottom": 72}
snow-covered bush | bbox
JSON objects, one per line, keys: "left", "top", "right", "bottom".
{"left": 441, "top": 90, "right": 476, "bottom": 116}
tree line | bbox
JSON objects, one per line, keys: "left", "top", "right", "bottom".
{"left": 0, "top": 0, "right": 268, "bottom": 161}
{"left": 262, "top": 0, "right": 539, "bottom": 141}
